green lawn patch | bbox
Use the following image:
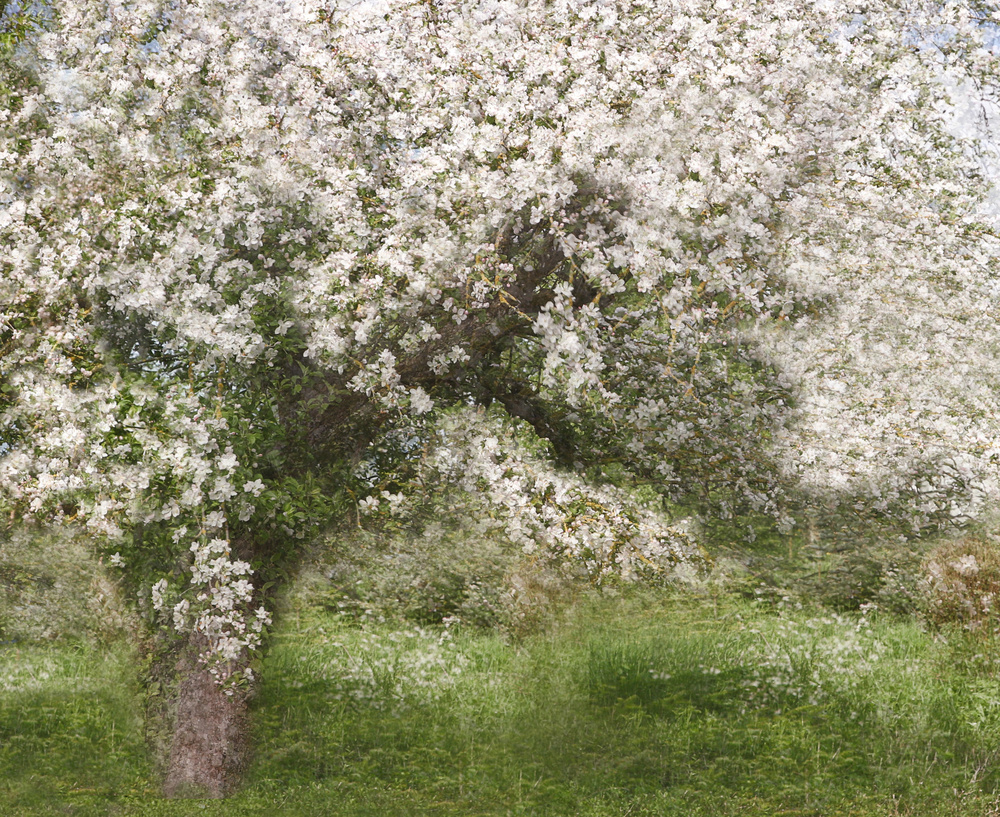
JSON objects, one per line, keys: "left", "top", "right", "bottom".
{"left": 4, "top": 592, "right": 1000, "bottom": 815}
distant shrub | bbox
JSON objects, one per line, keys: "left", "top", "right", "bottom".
{"left": 293, "top": 522, "right": 524, "bottom": 630}
{"left": 289, "top": 517, "right": 588, "bottom": 637}
{"left": 0, "top": 526, "right": 139, "bottom": 643}
{"left": 921, "top": 534, "right": 1000, "bottom": 634}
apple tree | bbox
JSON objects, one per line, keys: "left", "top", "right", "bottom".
{"left": 3, "top": 0, "right": 1000, "bottom": 796}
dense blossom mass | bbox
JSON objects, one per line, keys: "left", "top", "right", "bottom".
{"left": 2, "top": 0, "right": 1000, "bottom": 679}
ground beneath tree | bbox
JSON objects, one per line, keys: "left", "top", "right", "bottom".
{"left": 2, "top": 589, "right": 1000, "bottom": 816}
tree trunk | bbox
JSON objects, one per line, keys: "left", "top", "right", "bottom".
{"left": 161, "top": 635, "right": 252, "bottom": 798}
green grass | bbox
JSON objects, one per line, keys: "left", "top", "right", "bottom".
{"left": 5, "top": 592, "right": 1000, "bottom": 815}
{"left": 0, "top": 641, "right": 153, "bottom": 813}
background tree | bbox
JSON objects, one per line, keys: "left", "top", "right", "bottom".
{"left": 3, "top": 0, "right": 1000, "bottom": 798}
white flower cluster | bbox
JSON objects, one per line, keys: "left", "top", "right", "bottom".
{"left": 150, "top": 537, "right": 271, "bottom": 687}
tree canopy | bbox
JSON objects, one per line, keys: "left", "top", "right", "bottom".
{"left": 4, "top": 0, "right": 1000, "bottom": 795}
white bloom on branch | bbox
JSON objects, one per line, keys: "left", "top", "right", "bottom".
{"left": 151, "top": 578, "right": 168, "bottom": 612}
{"left": 408, "top": 387, "right": 433, "bottom": 415}
{"left": 242, "top": 479, "right": 265, "bottom": 497}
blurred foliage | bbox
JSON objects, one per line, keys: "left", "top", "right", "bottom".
{"left": 282, "top": 517, "right": 584, "bottom": 638}
{"left": 0, "top": 525, "right": 139, "bottom": 644}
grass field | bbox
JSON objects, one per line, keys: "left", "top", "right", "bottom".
{"left": 4, "top": 589, "right": 1000, "bottom": 815}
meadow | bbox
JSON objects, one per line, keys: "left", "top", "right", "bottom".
{"left": 5, "top": 582, "right": 1000, "bottom": 816}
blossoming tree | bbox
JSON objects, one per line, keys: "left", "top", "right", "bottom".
{"left": 3, "top": 0, "right": 1000, "bottom": 797}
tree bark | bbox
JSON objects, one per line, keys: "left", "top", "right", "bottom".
{"left": 161, "top": 635, "right": 252, "bottom": 798}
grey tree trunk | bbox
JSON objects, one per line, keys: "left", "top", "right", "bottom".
{"left": 161, "top": 636, "right": 251, "bottom": 798}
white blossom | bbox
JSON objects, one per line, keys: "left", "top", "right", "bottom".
{"left": 4, "top": 0, "right": 1000, "bottom": 681}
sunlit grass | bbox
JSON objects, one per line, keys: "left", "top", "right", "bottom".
{"left": 5, "top": 591, "right": 1000, "bottom": 815}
